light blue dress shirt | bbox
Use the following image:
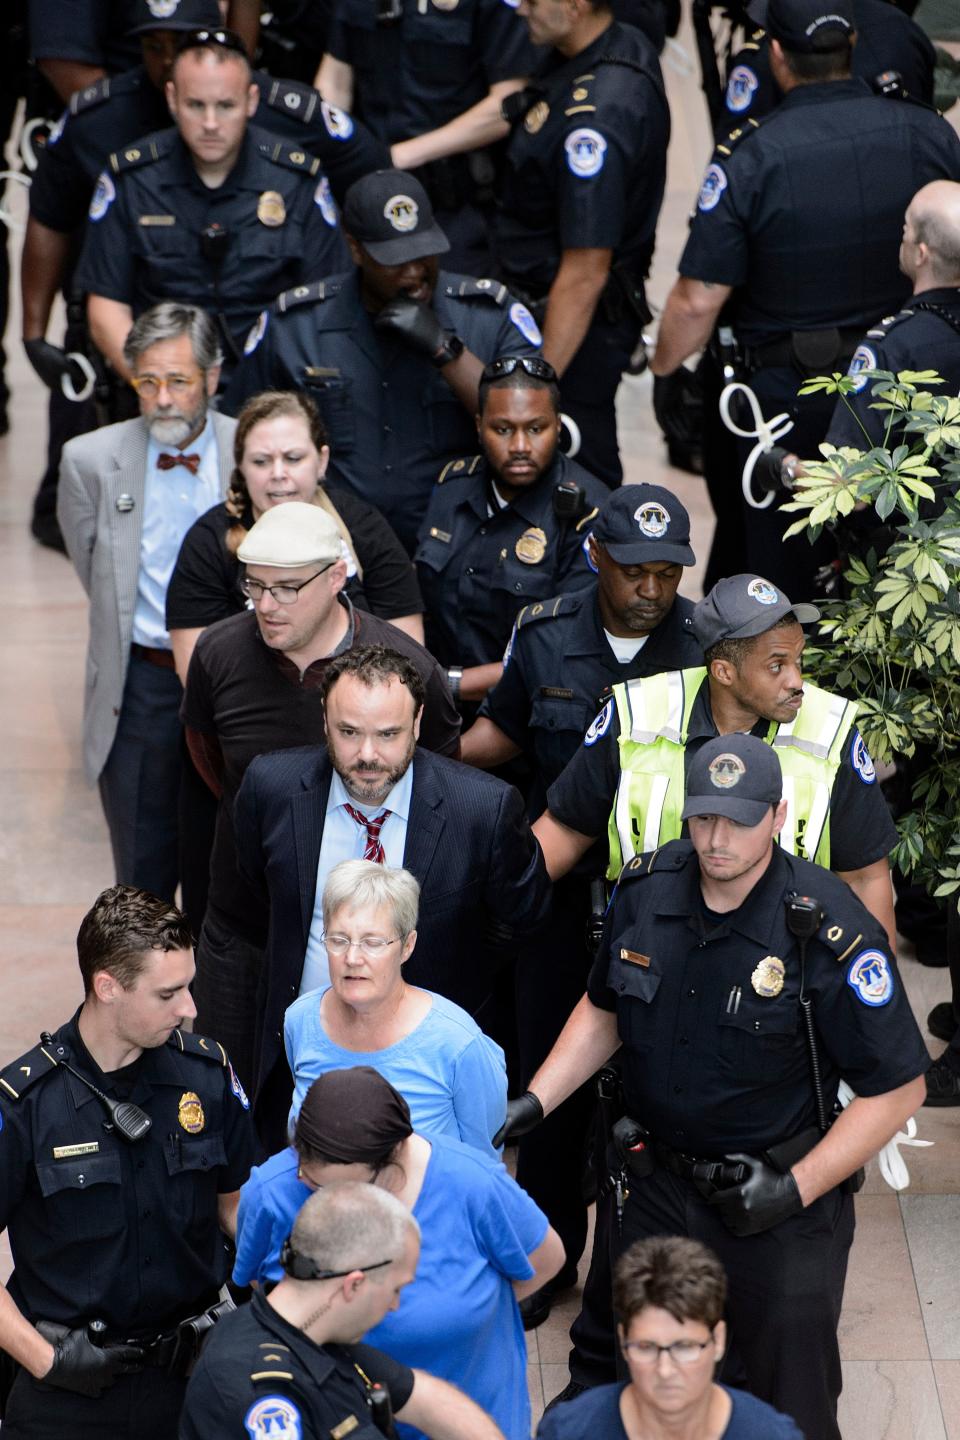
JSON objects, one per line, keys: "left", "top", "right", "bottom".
{"left": 132, "top": 415, "right": 221, "bottom": 649}
{"left": 299, "top": 761, "right": 414, "bottom": 996}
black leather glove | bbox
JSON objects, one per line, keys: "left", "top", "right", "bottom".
{"left": 753, "top": 445, "right": 792, "bottom": 496}
{"left": 652, "top": 367, "right": 704, "bottom": 474}
{"left": 23, "top": 338, "right": 84, "bottom": 393}
{"left": 38, "top": 1323, "right": 145, "bottom": 1398}
{"left": 492, "top": 1091, "right": 544, "bottom": 1148}
{"left": 373, "top": 297, "right": 462, "bottom": 365}
{"left": 706, "top": 1153, "right": 803, "bottom": 1237}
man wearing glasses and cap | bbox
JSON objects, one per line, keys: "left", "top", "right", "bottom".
{"left": 415, "top": 354, "right": 610, "bottom": 713}
{"left": 226, "top": 168, "right": 543, "bottom": 553}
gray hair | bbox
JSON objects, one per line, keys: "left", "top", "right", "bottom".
{"left": 322, "top": 860, "right": 420, "bottom": 938}
{"left": 291, "top": 1181, "right": 419, "bottom": 1275}
{"left": 122, "top": 302, "right": 224, "bottom": 372}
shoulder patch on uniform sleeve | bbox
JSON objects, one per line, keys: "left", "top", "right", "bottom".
{"left": 444, "top": 277, "right": 508, "bottom": 305}
{"left": 109, "top": 138, "right": 166, "bottom": 174}
{"left": 849, "top": 729, "right": 877, "bottom": 784}
{"left": 277, "top": 280, "right": 332, "bottom": 313}
{"left": 565, "top": 128, "right": 607, "bottom": 178}
{"left": 725, "top": 63, "right": 759, "bottom": 113}
{"left": 170, "top": 1030, "right": 228, "bottom": 1065}
{"left": 846, "top": 948, "right": 894, "bottom": 1007}
{"left": 320, "top": 100, "right": 354, "bottom": 140}
{"left": 0, "top": 1042, "right": 60, "bottom": 1102}
{"left": 508, "top": 300, "right": 542, "bottom": 345}
{"left": 257, "top": 139, "right": 321, "bottom": 177}
{"left": 243, "top": 1395, "right": 302, "bottom": 1438}
{"left": 437, "top": 455, "right": 481, "bottom": 484}
{"left": 244, "top": 310, "right": 269, "bottom": 355}
{"left": 228, "top": 1060, "right": 250, "bottom": 1110}
{"left": 846, "top": 344, "right": 878, "bottom": 393}
{"left": 263, "top": 77, "right": 319, "bottom": 126}
{"left": 89, "top": 171, "right": 116, "bottom": 221}
{"left": 69, "top": 77, "right": 111, "bottom": 115}
{"left": 584, "top": 696, "right": 614, "bottom": 746}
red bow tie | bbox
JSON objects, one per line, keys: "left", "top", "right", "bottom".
{"left": 157, "top": 452, "right": 201, "bottom": 474}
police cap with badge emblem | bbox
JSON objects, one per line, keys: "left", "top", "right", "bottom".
{"left": 341, "top": 168, "right": 450, "bottom": 266}
{"left": 590, "top": 482, "right": 696, "bottom": 567}
{"left": 681, "top": 731, "right": 784, "bottom": 826}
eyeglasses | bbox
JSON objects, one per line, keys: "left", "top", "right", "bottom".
{"left": 321, "top": 934, "right": 403, "bottom": 957}
{"left": 241, "top": 565, "right": 334, "bottom": 605}
{"left": 280, "top": 1238, "right": 395, "bottom": 1281}
{"left": 480, "top": 355, "right": 557, "bottom": 384}
{"left": 621, "top": 1339, "right": 714, "bottom": 1367}
{"left": 175, "top": 27, "right": 248, "bottom": 58}
{"left": 129, "top": 371, "right": 201, "bottom": 398}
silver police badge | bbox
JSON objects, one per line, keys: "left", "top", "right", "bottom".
{"left": 634, "top": 502, "right": 670, "bottom": 539}
{"left": 384, "top": 194, "right": 418, "bottom": 232}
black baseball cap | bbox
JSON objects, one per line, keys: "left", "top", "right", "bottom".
{"left": 128, "top": 0, "right": 222, "bottom": 35}
{"left": 681, "top": 733, "right": 783, "bottom": 825}
{"left": 591, "top": 484, "right": 695, "bottom": 567}
{"left": 766, "top": 0, "right": 854, "bottom": 52}
{"left": 693, "top": 574, "right": 819, "bottom": 651}
{"left": 342, "top": 170, "right": 450, "bottom": 266}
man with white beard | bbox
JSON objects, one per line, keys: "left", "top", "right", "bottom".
{"left": 58, "top": 302, "right": 236, "bottom": 901}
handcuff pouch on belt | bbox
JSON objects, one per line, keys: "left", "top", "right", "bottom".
{"left": 99, "top": 1294, "right": 236, "bottom": 1379}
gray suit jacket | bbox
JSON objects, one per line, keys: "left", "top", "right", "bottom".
{"left": 57, "top": 410, "right": 236, "bottom": 784}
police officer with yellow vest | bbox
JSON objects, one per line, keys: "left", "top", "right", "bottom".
{"left": 534, "top": 572, "right": 898, "bottom": 945}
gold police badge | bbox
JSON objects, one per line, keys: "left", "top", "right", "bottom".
{"left": 524, "top": 101, "right": 550, "bottom": 135}
{"left": 257, "top": 190, "right": 286, "bottom": 227}
{"left": 178, "top": 1091, "right": 205, "bottom": 1134}
{"left": 751, "top": 956, "right": 785, "bottom": 998}
{"left": 515, "top": 527, "right": 547, "bottom": 564}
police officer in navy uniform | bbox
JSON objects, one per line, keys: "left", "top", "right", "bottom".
{"left": 75, "top": 28, "right": 350, "bottom": 387}
{"left": 650, "top": 0, "right": 960, "bottom": 599}
{"left": 0, "top": 885, "right": 256, "bottom": 1440}
{"left": 497, "top": 733, "right": 930, "bottom": 1439}
{"left": 182, "top": 1184, "right": 503, "bottom": 1440}
{"left": 226, "top": 169, "right": 543, "bottom": 553}
{"left": 415, "top": 355, "right": 609, "bottom": 710}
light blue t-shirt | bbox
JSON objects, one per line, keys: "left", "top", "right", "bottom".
{"left": 284, "top": 987, "right": 507, "bottom": 1158}
{"left": 233, "top": 1135, "right": 547, "bottom": 1440}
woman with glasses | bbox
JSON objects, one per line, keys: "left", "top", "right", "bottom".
{"left": 234, "top": 1067, "right": 564, "bottom": 1440}
{"left": 166, "top": 389, "right": 424, "bottom": 685}
{"left": 537, "top": 1236, "right": 802, "bottom": 1440}
{"left": 284, "top": 860, "right": 507, "bottom": 1157}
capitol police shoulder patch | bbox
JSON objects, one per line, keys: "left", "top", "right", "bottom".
{"left": 229, "top": 1061, "right": 250, "bottom": 1110}
{"left": 697, "top": 163, "right": 727, "bottom": 213}
{"left": 584, "top": 696, "right": 614, "bottom": 747}
{"left": 244, "top": 1395, "right": 302, "bottom": 1439}
{"left": 564, "top": 128, "right": 607, "bottom": 178}
{"left": 89, "top": 172, "right": 116, "bottom": 222}
{"left": 244, "top": 311, "right": 269, "bottom": 355}
{"left": 846, "top": 344, "right": 877, "bottom": 394}
{"left": 509, "top": 301, "right": 542, "bottom": 346}
{"left": 321, "top": 100, "right": 354, "bottom": 140}
{"left": 314, "top": 176, "right": 338, "bottom": 226}
{"left": 846, "top": 948, "right": 894, "bottom": 1007}
{"left": 850, "top": 730, "right": 876, "bottom": 785}
{"left": 725, "top": 64, "right": 758, "bottom": 114}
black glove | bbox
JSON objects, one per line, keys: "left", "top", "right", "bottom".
{"left": 492, "top": 1091, "right": 544, "bottom": 1148}
{"left": 373, "top": 297, "right": 462, "bottom": 365}
{"left": 706, "top": 1153, "right": 803, "bottom": 1237}
{"left": 23, "top": 338, "right": 85, "bottom": 393}
{"left": 38, "top": 1323, "right": 145, "bottom": 1398}
{"left": 652, "top": 367, "right": 704, "bottom": 475}
{"left": 753, "top": 445, "right": 792, "bottom": 496}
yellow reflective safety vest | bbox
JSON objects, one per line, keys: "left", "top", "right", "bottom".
{"left": 606, "top": 668, "right": 858, "bottom": 879}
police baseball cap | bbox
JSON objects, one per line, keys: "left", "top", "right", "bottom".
{"left": 591, "top": 484, "right": 695, "bottom": 567}
{"left": 237, "top": 502, "right": 342, "bottom": 569}
{"left": 692, "top": 574, "right": 819, "bottom": 651}
{"left": 128, "top": 0, "right": 223, "bottom": 35}
{"left": 342, "top": 170, "right": 450, "bottom": 266}
{"left": 681, "top": 733, "right": 783, "bottom": 825}
{"left": 766, "top": 0, "right": 854, "bottom": 52}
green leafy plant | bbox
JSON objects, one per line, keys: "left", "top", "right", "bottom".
{"left": 780, "top": 369, "right": 960, "bottom": 896}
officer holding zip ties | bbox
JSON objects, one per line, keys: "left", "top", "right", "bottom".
{"left": 0, "top": 885, "right": 256, "bottom": 1440}
{"left": 496, "top": 733, "right": 930, "bottom": 1440}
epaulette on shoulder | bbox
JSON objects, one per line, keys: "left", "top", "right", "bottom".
{"left": 437, "top": 454, "right": 483, "bottom": 484}
{"left": 262, "top": 77, "right": 320, "bottom": 126}
{"left": 0, "top": 1040, "right": 59, "bottom": 1102}
{"left": 109, "top": 135, "right": 168, "bottom": 174}
{"left": 442, "top": 277, "right": 508, "bottom": 305}
{"left": 276, "top": 280, "right": 338, "bottom": 313}
{"left": 621, "top": 843, "right": 689, "bottom": 879}
{"left": 864, "top": 309, "right": 913, "bottom": 340}
{"left": 169, "top": 1029, "right": 227, "bottom": 1065}
{"left": 70, "top": 77, "right": 111, "bottom": 115}
{"left": 515, "top": 595, "right": 568, "bottom": 628}
{"left": 257, "top": 138, "right": 321, "bottom": 177}
{"left": 815, "top": 914, "right": 866, "bottom": 966}
{"left": 714, "top": 116, "right": 763, "bottom": 159}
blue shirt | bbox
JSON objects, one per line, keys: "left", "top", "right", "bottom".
{"left": 234, "top": 1135, "right": 547, "bottom": 1440}
{"left": 132, "top": 415, "right": 221, "bottom": 649}
{"left": 536, "top": 1381, "right": 804, "bottom": 1440}
{"left": 284, "top": 987, "right": 506, "bottom": 1157}
{"left": 300, "top": 763, "right": 414, "bottom": 995}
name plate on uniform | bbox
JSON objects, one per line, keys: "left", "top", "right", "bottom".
{"left": 620, "top": 948, "right": 650, "bottom": 968}
{"left": 138, "top": 214, "right": 176, "bottom": 226}
{"left": 331, "top": 1417, "right": 359, "bottom": 1439}
{"left": 53, "top": 1142, "right": 100, "bottom": 1158}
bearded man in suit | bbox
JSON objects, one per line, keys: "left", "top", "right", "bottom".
{"left": 58, "top": 301, "right": 234, "bottom": 902}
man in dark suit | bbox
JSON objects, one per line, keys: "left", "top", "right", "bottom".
{"left": 234, "top": 645, "right": 551, "bottom": 1149}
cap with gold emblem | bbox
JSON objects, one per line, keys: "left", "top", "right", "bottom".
{"left": 342, "top": 169, "right": 450, "bottom": 266}
{"left": 681, "top": 732, "right": 783, "bottom": 826}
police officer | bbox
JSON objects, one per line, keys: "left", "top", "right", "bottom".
{"left": 536, "top": 572, "right": 899, "bottom": 944}
{"left": 416, "top": 355, "right": 609, "bottom": 709}
{"left": 226, "top": 168, "right": 543, "bottom": 552}
{"left": 181, "top": 1183, "right": 503, "bottom": 1440}
{"left": 650, "top": 0, "right": 960, "bottom": 598}
{"left": 0, "top": 885, "right": 256, "bottom": 1439}
{"left": 497, "top": 733, "right": 930, "bottom": 1440}
{"left": 75, "top": 28, "right": 349, "bottom": 385}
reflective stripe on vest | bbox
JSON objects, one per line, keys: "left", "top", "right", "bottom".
{"left": 606, "top": 670, "right": 858, "bottom": 879}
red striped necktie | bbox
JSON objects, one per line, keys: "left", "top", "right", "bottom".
{"left": 344, "top": 805, "right": 392, "bottom": 864}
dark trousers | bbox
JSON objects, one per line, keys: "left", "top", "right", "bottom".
{"left": 614, "top": 1166, "right": 855, "bottom": 1440}
{"left": 568, "top": 1187, "right": 618, "bottom": 1387}
{"left": 178, "top": 745, "right": 218, "bottom": 941}
{"left": 97, "top": 655, "right": 183, "bottom": 903}
{"left": 194, "top": 908, "right": 265, "bottom": 1090}
{"left": 560, "top": 310, "right": 642, "bottom": 488}
{"left": 945, "top": 901, "right": 960, "bottom": 1072}
{"left": 3, "top": 1366, "right": 187, "bottom": 1439}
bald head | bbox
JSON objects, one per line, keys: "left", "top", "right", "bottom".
{"left": 901, "top": 181, "right": 960, "bottom": 289}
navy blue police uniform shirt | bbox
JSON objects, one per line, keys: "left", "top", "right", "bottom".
{"left": 74, "top": 123, "right": 349, "bottom": 350}
{"left": 226, "top": 271, "right": 543, "bottom": 552}
{"left": 828, "top": 287, "right": 960, "bottom": 450}
{"left": 721, "top": 0, "right": 935, "bottom": 129}
{"left": 31, "top": 70, "right": 387, "bottom": 237}
{"left": 29, "top": 0, "right": 141, "bottom": 75}
{"left": 181, "top": 1292, "right": 415, "bottom": 1440}
{"left": 546, "top": 673, "right": 898, "bottom": 873}
{"left": 495, "top": 20, "right": 669, "bottom": 295}
{"left": 682, "top": 80, "right": 960, "bottom": 347}
{"left": 414, "top": 451, "right": 609, "bottom": 668}
{"left": 324, "top": 0, "right": 541, "bottom": 143}
{"left": 586, "top": 840, "right": 930, "bottom": 1157}
{"left": 0, "top": 1014, "right": 255, "bottom": 1334}
{"left": 481, "top": 590, "right": 702, "bottom": 819}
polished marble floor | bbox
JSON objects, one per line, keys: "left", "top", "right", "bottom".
{"left": 0, "top": 21, "right": 958, "bottom": 1436}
